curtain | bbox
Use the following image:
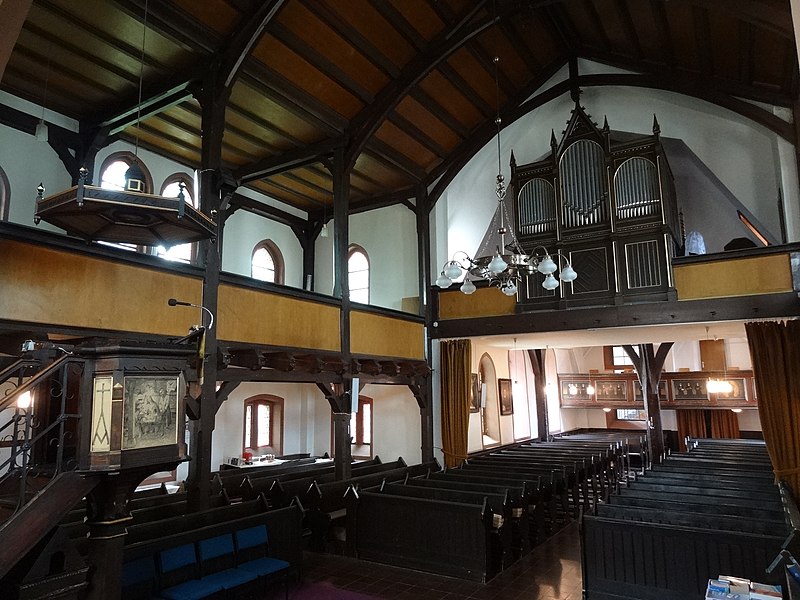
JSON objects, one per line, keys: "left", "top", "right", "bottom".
{"left": 676, "top": 409, "right": 707, "bottom": 452}
{"left": 440, "top": 339, "right": 471, "bottom": 468}
{"left": 745, "top": 320, "right": 800, "bottom": 495}
{"left": 710, "top": 410, "right": 740, "bottom": 439}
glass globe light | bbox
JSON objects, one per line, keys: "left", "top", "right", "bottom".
{"left": 542, "top": 273, "right": 559, "bottom": 290}
{"left": 536, "top": 255, "right": 557, "bottom": 274}
{"left": 443, "top": 261, "right": 462, "bottom": 280}
{"left": 435, "top": 272, "right": 452, "bottom": 288}
{"left": 460, "top": 278, "right": 476, "bottom": 295}
{"left": 559, "top": 264, "right": 577, "bottom": 282}
{"left": 501, "top": 280, "right": 517, "bottom": 296}
{"left": 487, "top": 251, "right": 508, "bottom": 275}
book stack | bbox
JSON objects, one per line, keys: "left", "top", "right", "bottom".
{"left": 706, "top": 576, "right": 783, "bottom": 600}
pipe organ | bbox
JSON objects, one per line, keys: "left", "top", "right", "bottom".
{"left": 511, "top": 103, "right": 680, "bottom": 311}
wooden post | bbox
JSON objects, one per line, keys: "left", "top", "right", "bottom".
{"left": 527, "top": 349, "right": 550, "bottom": 441}
{"left": 416, "top": 186, "right": 434, "bottom": 463}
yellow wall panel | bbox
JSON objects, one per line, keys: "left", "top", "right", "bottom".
{"left": 351, "top": 311, "right": 425, "bottom": 360}
{"left": 0, "top": 240, "right": 202, "bottom": 336}
{"left": 437, "top": 287, "right": 516, "bottom": 320}
{"left": 217, "top": 284, "right": 340, "bottom": 351}
{"left": 674, "top": 253, "right": 792, "bottom": 300}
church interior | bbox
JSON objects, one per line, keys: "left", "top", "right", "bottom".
{"left": 1, "top": 1, "right": 799, "bottom": 599}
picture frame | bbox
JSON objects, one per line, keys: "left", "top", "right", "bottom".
{"left": 470, "top": 373, "right": 480, "bottom": 413}
{"left": 498, "top": 378, "right": 513, "bottom": 416}
{"left": 122, "top": 375, "right": 180, "bottom": 450}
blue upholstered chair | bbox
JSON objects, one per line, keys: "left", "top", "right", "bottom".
{"left": 157, "top": 543, "right": 225, "bottom": 600}
{"left": 122, "top": 555, "right": 162, "bottom": 600}
{"left": 197, "top": 534, "right": 259, "bottom": 597}
{"left": 233, "top": 525, "right": 292, "bottom": 599}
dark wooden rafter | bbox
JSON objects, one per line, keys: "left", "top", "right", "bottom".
{"left": 228, "top": 193, "right": 307, "bottom": 231}
{"left": 687, "top": 0, "right": 792, "bottom": 38}
{"left": 498, "top": 21, "right": 543, "bottom": 72}
{"left": 109, "top": 0, "right": 216, "bottom": 54}
{"left": 738, "top": 21, "right": 753, "bottom": 86}
{"left": 582, "top": 0, "right": 611, "bottom": 53}
{"left": 98, "top": 77, "right": 199, "bottom": 135}
{"left": 346, "top": 0, "right": 555, "bottom": 169}
{"left": 613, "top": 0, "right": 643, "bottom": 60}
{"left": 649, "top": 0, "right": 676, "bottom": 67}
{"left": 236, "top": 138, "right": 340, "bottom": 183}
{"left": 365, "top": 139, "right": 427, "bottom": 180}
{"left": 12, "top": 45, "right": 121, "bottom": 98}
{"left": 692, "top": 4, "right": 714, "bottom": 77}
{"left": 347, "top": 187, "right": 416, "bottom": 216}
{"left": 540, "top": 3, "right": 577, "bottom": 55}
{"left": 268, "top": 23, "right": 374, "bottom": 104}
{"left": 388, "top": 113, "right": 449, "bottom": 158}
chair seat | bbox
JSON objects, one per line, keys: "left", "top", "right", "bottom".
{"left": 238, "top": 557, "right": 291, "bottom": 577}
{"left": 160, "top": 578, "right": 224, "bottom": 600}
{"left": 203, "top": 567, "right": 259, "bottom": 590}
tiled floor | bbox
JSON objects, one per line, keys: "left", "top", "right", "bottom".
{"left": 294, "top": 522, "right": 582, "bottom": 600}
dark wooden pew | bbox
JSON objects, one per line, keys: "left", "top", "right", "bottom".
{"left": 350, "top": 489, "right": 503, "bottom": 582}
{"left": 429, "top": 470, "right": 547, "bottom": 543}
{"left": 376, "top": 481, "right": 521, "bottom": 566}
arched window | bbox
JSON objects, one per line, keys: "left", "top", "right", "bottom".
{"left": 243, "top": 395, "right": 284, "bottom": 455}
{"left": 0, "top": 164, "right": 9, "bottom": 221}
{"left": 350, "top": 395, "right": 373, "bottom": 459}
{"left": 98, "top": 151, "right": 153, "bottom": 193}
{"left": 97, "top": 152, "right": 153, "bottom": 253}
{"left": 348, "top": 245, "right": 369, "bottom": 303}
{"left": 251, "top": 240, "right": 284, "bottom": 284}
{"left": 155, "top": 173, "right": 196, "bottom": 264}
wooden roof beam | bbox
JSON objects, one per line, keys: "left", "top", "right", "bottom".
{"left": 236, "top": 138, "right": 340, "bottom": 183}
{"left": 614, "top": 0, "right": 643, "bottom": 60}
{"left": 228, "top": 193, "right": 307, "bottom": 230}
{"left": 650, "top": 0, "right": 676, "bottom": 67}
{"left": 345, "top": 0, "right": 563, "bottom": 169}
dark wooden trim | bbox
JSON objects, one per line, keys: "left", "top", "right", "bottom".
{"left": 672, "top": 242, "right": 800, "bottom": 265}
{"left": 235, "top": 138, "right": 339, "bottom": 183}
{"left": 229, "top": 193, "right": 306, "bottom": 230}
{"left": 98, "top": 77, "right": 197, "bottom": 135}
{"left": 431, "top": 292, "right": 800, "bottom": 338}
{"left": 110, "top": 0, "right": 216, "bottom": 54}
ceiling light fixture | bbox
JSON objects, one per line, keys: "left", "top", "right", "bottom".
{"left": 435, "top": 57, "right": 577, "bottom": 298}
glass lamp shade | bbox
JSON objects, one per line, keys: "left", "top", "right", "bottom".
{"left": 559, "top": 264, "right": 577, "bottom": 282}
{"left": 460, "top": 278, "right": 476, "bottom": 295}
{"left": 537, "top": 255, "right": 557, "bottom": 274}
{"left": 501, "top": 280, "right": 517, "bottom": 296}
{"left": 443, "top": 261, "right": 463, "bottom": 280}
{"left": 435, "top": 272, "right": 453, "bottom": 288}
{"left": 542, "top": 273, "right": 559, "bottom": 290}
{"left": 487, "top": 252, "right": 508, "bottom": 274}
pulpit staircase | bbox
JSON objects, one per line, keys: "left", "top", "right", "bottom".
{"left": 0, "top": 346, "right": 99, "bottom": 583}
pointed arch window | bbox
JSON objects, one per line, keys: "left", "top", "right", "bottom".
{"left": 155, "top": 173, "right": 196, "bottom": 264}
{"left": 348, "top": 245, "right": 369, "bottom": 304}
{"left": 252, "top": 240, "right": 285, "bottom": 285}
{"left": 244, "top": 395, "right": 284, "bottom": 454}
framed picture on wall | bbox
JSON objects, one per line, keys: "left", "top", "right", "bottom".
{"left": 470, "top": 373, "right": 480, "bottom": 413}
{"left": 498, "top": 378, "right": 513, "bottom": 416}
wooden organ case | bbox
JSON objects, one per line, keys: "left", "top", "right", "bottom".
{"left": 510, "top": 103, "right": 680, "bottom": 311}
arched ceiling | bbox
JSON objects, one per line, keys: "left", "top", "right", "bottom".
{"left": 1, "top": 0, "right": 796, "bottom": 216}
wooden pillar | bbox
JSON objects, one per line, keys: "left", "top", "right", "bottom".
{"left": 84, "top": 473, "right": 142, "bottom": 600}
{"left": 317, "top": 382, "right": 352, "bottom": 480}
{"left": 328, "top": 148, "right": 352, "bottom": 478}
{"left": 623, "top": 343, "right": 673, "bottom": 465}
{"left": 186, "top": 65, "right": 229, "bottom": 511}
{"left": 416, "top": 186, "right": 434, "bottom": 463}
{"left": 527, "top": 349, "right": 549, "bottom": 441}
{"left": 299, "top": 221, "right": 322, "bottom": 291}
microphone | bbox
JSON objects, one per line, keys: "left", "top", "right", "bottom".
{"left": 167, "top": 298, "right": 214, "bottom": 330}
{"left": 168, "top": 298, "right": 192, "bottom": 307}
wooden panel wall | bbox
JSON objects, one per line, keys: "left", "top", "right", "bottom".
{"left": 673, "top": 253, "right": 792, "bottom": 299}
{"left": 350, "top": 311, "right": 425, "bottom": 360}
{"left": 0, "top": 239, "right": 201, "bottom": 336}
{"left": 437, "top": 288, "right": 516, "bottom": 320}
{"left": 217, "top": 284, "right": 340, "bottom": 352}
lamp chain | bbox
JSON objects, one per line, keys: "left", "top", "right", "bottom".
{"left": 134, "top": 0, "right": 149, "bottom": 160}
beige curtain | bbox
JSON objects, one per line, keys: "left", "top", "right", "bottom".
{"left": 440, "top": 339, "right": 471, "bottom": 468}
{"left": 676, "top": 409, "right": 708, "bottom": 451}
{"left": 710, "top": 410, "right": 740, "bottom": 440}
{"left": 745, "top": 320, "right": 800, "bottom": 494}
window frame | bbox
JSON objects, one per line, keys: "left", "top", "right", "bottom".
{"left": 155, "top": 173, "right": 198, "bottom": 264}
{"left": 347, "top": 244, "right": 370, "bottom": 304}
{"left": 0, "top": 164, "right": 9, "bottom": 221}
{"left": 243, "top": 395, "right": 283, "bottom": 455}
{"left": 350, "top": 396, "right": 373, "bottom": 447}
{"left": 98, "top": 151, "right": 154, "bottom": 193}
{"left": 603, "top": 346, "right": 635, "bottom": 372}
{"left": 251, "top": 240, "right": 285, "bottom": 285}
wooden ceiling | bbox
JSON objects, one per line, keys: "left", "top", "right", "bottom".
{"left": 1, "top": 0, "right": 796, "bottom": 215}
